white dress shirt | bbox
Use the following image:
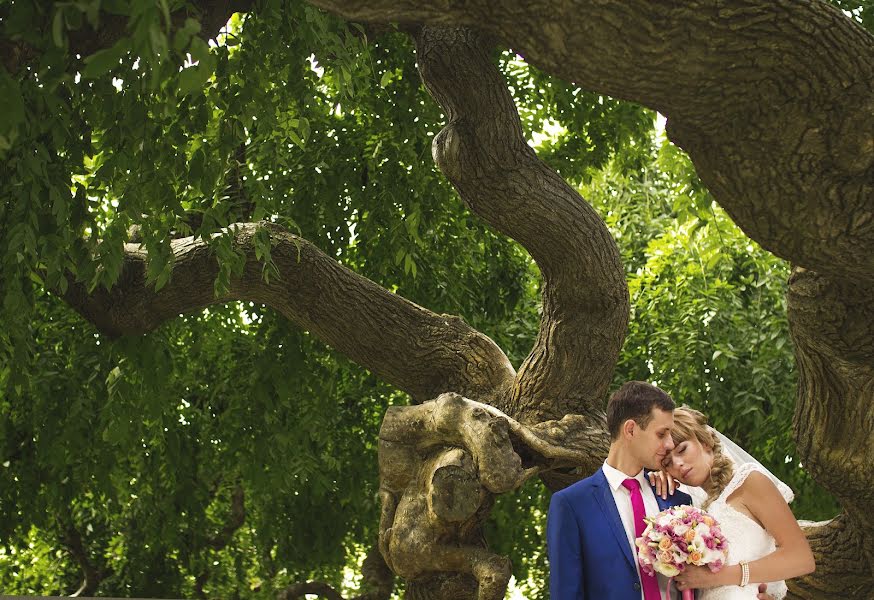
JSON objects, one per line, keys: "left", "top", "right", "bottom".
{"left": 602, "top": 461, "right": 671, "bottom": 600}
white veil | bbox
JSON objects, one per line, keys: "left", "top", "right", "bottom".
{"left": 711, "top": 428, "right": 795, "bottom": 503}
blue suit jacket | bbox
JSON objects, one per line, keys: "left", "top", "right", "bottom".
{"left": 547, "top": 468, "right": 693, "bottom": 600}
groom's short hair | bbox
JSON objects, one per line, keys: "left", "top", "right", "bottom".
{"left": 606, "top": 381, "right": 675, "bottom": 439}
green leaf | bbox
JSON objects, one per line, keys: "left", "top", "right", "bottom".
{"left": 158, "top": 0, "right": 171, "bottom": 30}
{"left": 188, "top": 149, "right": 205, "bottom": 184}
{"left": 81, "top": 39, "right": 130, "bottom": 79}
{"left": 52, "top": 8, "right": 65, "bottom": 47}
{"left": 173, "top": 18, "right": 202, "bottom": 52}
{"left": 83, "top": 0, "right": 101, "bottom": 28}
{"left": 0, "top": 70, "right": 26, "bottom": 139}
{"left": 189, "top": 36, "right": 212, "bottom": 65}
{"left": 154, "top": 262, "right": 172, "bottom": 291}
{"left": 149, "top": 22, "right": 169, "bottom": 58}
{"left": 298, "top": 117, "right": 310, "bottom": 143}
{"left": 288, "top": 129, "right": 303, "bottom": 148}
{"left": 178, "top": 66, "right": 211, "bottom": 95}
{"left": 105, "top": 365, "right": 123, "bottom": 397}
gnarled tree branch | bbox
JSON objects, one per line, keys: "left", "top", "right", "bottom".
{"left": 206, "top": 482, "right": 246, "bottom": 550}
{"left": 304, "top": 1, "right": 874, "bottom": 592}
{"left": 414, "top": 26, "right": 628, "bottom": 423}
{"left": 378, "top": 393, "right": 607, "bottom": 600}
{"left": 60, "top": 517, "right": 105, "bottom": 597}
{"left": 310, "top": 0, "right": 874, "bottom": 285}
{"left": 61, "top": 222, "right": 515, "bottom": 405}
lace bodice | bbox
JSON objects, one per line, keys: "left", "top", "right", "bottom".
{"left": 693, "top": 463, "right": 794, "bottom": 600}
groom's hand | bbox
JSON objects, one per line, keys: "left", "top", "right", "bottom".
{"left": 757, "top": 583, "right": 774, "bottom": 600}
{"left": 647, "top": 470, "right": 678, "bottom": 499}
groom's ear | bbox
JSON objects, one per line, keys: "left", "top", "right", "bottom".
{"left": 622, "top": 418, "right": 637, "bottom": 438}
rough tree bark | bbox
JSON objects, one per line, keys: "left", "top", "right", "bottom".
{"left": 787, "top": 270, "right": 874, "bottom": 598}
{"left": 62, "top": 223, "right": 516, "bottom": 406}
{"left": 51, "top": 0, "right": 874, "bottom": 598}
{"left": 377, "top": 393, "right": 604, "bottom": 599}
{"left": 413, "top": 26, "right": 629, "bottom": 426}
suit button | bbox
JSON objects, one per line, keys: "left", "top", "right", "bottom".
{"left": 634, "top": 582, "right": 641, "bottom": 591}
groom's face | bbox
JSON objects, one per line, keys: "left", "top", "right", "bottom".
{"left": 631, "top": 408, "right": 675, "bottom": 470}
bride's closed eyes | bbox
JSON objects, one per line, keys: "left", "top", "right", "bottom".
{"left": 662, "top": 442, "right": 688, "bottom": 468}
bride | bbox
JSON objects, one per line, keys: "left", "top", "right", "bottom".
{"left": 649, "top": 407, "right": 815, "bottom": 599}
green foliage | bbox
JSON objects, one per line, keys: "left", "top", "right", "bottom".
{"left": 487, "top": 478, "right": 551, "bottom": 600}
{"left": 0, "top": 1, "right": 842, "bottom": 597}
{"left": 0, "top": 292, "right": 394, "bottom": 596}
{"left": 590, "top": 138, "right": 839, "bottom": 521}
{"left": 828, "top": 0, "right": 874, "bottom": 33}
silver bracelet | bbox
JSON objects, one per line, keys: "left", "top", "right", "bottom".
{"left": 739, "top": 560, "right": 750, "bottom": 587}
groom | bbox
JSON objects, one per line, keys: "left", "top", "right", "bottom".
{"left": 547, "top": 381, "right": 688, "bottom": 599}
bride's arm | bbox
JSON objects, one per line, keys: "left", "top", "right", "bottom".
{"left": 673, "top": 471, "right": 814, "bottom": 593}
{"left": 740, "top": 471, "right": 816, "bottom": 584}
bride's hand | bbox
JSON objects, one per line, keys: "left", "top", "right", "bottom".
{"left": 757, "top": 583, "right": 776, "bottom": 600}
{"left": 672, "top": 565, "right": 723, "bottom": 590}
{"left": 646, "top": 470, "right": 678, "bottom": 500}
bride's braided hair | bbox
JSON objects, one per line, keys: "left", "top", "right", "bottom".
{"left": 670, "top": 407, "right": 734, "bottom": 508}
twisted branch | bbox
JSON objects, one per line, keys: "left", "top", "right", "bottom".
{"left": 62, "top": 223, "right": 515, "bottom": 404}
{"left": 310, "top": 0, "right": 874, "bottom": 284}
{"left": 414, "top": 26, "right": 628, "bottom": 423}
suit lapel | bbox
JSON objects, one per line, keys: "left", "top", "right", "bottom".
{"left": 655, "top": 489, "right": 673, "bottom": 512}
{"left": 643, "top": 470, "right": 687, "bottom": 511}
{"left": 592, "top": 468, "right": 636, "bottom": 571}
{"left": 655, "top": 486, "right": 688, "bottom": 511}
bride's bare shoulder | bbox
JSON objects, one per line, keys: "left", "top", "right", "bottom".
{"left": 736, "top": 469, "right": 785, "bottom": 507}
{"left": 724, "top": 467, "right": 777, "bottom": 504}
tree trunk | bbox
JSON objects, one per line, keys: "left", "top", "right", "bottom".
{"left": 377, "top": 394, "right": 606, "bottom": 600}
{"left": 787, "top": 269, "right": 874, "bottom": 597}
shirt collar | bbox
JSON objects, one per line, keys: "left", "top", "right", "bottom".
{"left": 602, "top": 461, "right": 647, "bottom": 492}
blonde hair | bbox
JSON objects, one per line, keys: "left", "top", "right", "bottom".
{"left": 670, "top": 407, "right": 734, "bottom": 508}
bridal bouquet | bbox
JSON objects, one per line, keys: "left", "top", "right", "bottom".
{"left": 634, "top": 505, "right": 729, "bottom": 600}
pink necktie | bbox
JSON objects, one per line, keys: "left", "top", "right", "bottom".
{"left": 622, "top": 478, "right": 661, "bottom": 600}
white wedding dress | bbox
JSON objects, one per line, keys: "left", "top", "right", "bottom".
{"left": 687, "top": 462, "right": 794, "bottom": 600}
